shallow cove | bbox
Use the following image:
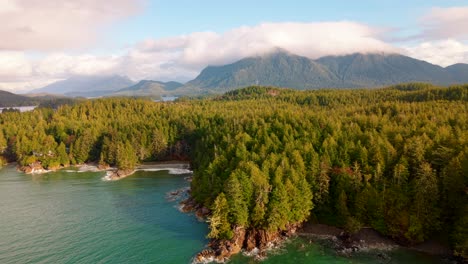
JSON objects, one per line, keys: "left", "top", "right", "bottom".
{"left": 0, "top": 165, "right": 207, "bottom": 264}
{"left": 0, "top": 165, "right": 450, "bottom": 264}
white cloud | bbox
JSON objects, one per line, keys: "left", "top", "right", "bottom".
{"left": 419, "top": 6, "right": 468, "bottom": 40}
{"left": 0, "top": 21, "right": 398, "bottom": 92}
{"left": 0, "top": 52, "right": 32, "bottom": 80}
{"left": 0, "top": 0, "right": 143, "bottom": 51}
{"left": 139, "top": 22, "right": 397, "bottom": 69}
{"left": 0, "top": 52, "right": 124, "bottom": 91}
{"left": 404, "top": 39, "right": 468, "bottom": 67}
{"left": 36, "top": 54, "right": 121, "bottom": 77}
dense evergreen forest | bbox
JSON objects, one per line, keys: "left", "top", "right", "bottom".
{"left": 0, "top": 83, "right": 467, "bottom": 259}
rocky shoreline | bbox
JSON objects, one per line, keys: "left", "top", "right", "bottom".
{"left": 192, "top": 226, "right": 299, "bottom": 263}
{"left": 177, "top": 189, "right": 458, "bottom": 264}
{"left": 103, "top": 168, "right": 136, "bottom": 181}
{"left": 298, "top": 223, "right": 398, "bottom": 255}
{"left": 298, "top": 222, "right": 462, "bottom": 263}
{"left": 18, "top": 161, "right": 112, "bottom": 175}
{"left": 18, "top": 161, "right": 191, "bottom": 181}
{"left": 177, "top": 193, "right": 299, "bottom": 263}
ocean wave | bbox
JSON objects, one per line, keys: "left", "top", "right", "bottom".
{"left": 137, "top": 168, "right": 193, "bottom": 174}
{"left": 101, "top": 171, "right": 113, "bottom": 181}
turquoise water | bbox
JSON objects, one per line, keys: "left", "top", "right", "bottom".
{"left": 230, "top": 238, "right": 444, "bottom": 264}
{"left": 0, "top": 165, "right": 207, "bottom": 264}
{"left": 0, "top": 165, "right": 446, "bottom": 264}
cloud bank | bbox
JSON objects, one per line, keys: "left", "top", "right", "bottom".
{"left": 138, "top": 22, "right": 397, "bottom": 69}
{"left": 419, "top": 6, "right": 468, "bottom": 40}
{"left": 404, "top": 39, "right": 468, "bottom": 67}
{"left": 0, "top": 0, "right": 142, "bottom": 50}
{"left": 0, "top": 22, "right": 398, "bottom": 91}
{"left": 1, "top": 6, "right": 468, "bottom": 92}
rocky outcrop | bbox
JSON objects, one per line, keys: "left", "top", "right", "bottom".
{"left": 104, "top": 169, "right": 135, "bottom": 181}
{"left": 193, "top": 225, "right": 298, "bottom": 263}
{"left": 97, "top": 163, "right": 111, "bottom": 170}
{"left": 181, "top": 193, "right": 300, "bottom": 263}
{"left": 19, "top": 162, "right": 50, "bottom": 174}
{"left": 180, "top": 196, "right": 211, "bottom": 220}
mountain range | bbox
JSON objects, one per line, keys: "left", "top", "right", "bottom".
{"left": 186, "top": 51, "right": 468, "bottom": 93}
{"left": 24, "top": 51, "right": 468, "bottom": 97}
{"left": 30, "top": 75, "right": 135, "bottom": 97}
{"left": 112, "top": 80, "right": 183, "bottom": 97}
{"left": 0, "top": 90, "right": 68, "bottom": 108}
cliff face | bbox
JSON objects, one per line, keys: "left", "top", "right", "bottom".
{"left": 193, "top": 224, "right": 299, "bottom": 262}
{"left": 19, "top": 162, "right": 49, "bottom": 174}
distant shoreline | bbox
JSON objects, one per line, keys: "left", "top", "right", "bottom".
{"left": 298, "top": 222, "right": 452, "bottom": 257}
{"left": 10, "top": 161, "right": 191, "bottom": 180}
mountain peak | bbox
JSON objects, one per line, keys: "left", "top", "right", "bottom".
{"left": 186, "top": 51, "right": 467, "bottom": 92}
{"left": 30, "top": 75, "right": 135, "bottom": 97}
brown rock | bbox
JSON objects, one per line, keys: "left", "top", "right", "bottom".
{"left": 244, "top": 229, "right": 257, "bottom": 251}
{"left": 97, "top": 163, "right": 110, "bottom": 170}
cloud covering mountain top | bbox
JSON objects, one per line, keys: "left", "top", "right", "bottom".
{"left": 0, "top": 1, "right": 468, "bottom": 92}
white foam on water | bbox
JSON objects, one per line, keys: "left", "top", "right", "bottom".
{"left": 101, "top": 171, "right": 113, "bottom": 181}
{"left": 191, "top": 255, "right": 216, "bottom": 264}
{"left": 138, "top": 167, "right": 193, "bottom": 175}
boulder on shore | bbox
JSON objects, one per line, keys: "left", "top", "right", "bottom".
{"left": 105, "top": 169, "right": 135, "bottom": 180}
{"left": 19, "top": 162, "right": 49, "bottom": 174}
{"left": 193, "top": 225, "right": 296, "bottom": 263}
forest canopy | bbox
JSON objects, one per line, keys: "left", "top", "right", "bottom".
{"left": 0, "top": 83, "right": 467, "bottom": 258}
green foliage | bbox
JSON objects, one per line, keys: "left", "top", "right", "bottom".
{"left": 452, "top": 205, "right": 468, "bottom": 259}
{"left": 208, "top": 193, "right": 233, "bottom": 239}
{"left": 224, "top": 174, "right": 249, "bottom": 227}
{"left": 0, "top": 130, "right": 6, "bottom": 154}
{"left": 116, "top": 141, "right": 138, "bottom": 170}
{"left": 0, "top": 84, "right": 466, "bottom": 257}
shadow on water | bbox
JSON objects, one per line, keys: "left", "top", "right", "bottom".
{"left": 106, "top": 170, "right": 209, "bottom": 240}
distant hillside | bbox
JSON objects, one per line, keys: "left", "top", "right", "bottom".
{"left": 446, "top": 63, "right": 468, "bottom": 83}
{"left": 0, "top": 90, "right": 36, "bottom": 107}
{"left": 26, "top": 51, "right": 468, "bottom": 97}
{"left": 316, "top": 53, "right": 453, "bottom": 87}
{"left": 0, "top": 90, "right": 78, "bottom": 108}
{"left": 30, "top": 75, "right": 135, "bottom": 97}
{"left": 112, "top": 80, "right": 183, "bottom": 97}
{"left": 185, "top": 51, "right": 338, "bottom": 93}
{"left": 184, "top": 51, "right": 468, "bottom": 93}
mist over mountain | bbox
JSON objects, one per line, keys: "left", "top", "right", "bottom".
{"left": 29, "top": 52, "right": 468, "bottom": 97}
{"left": 30, "top": 75, "right": 135, "bottom": 97}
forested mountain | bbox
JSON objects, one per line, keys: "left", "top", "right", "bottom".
{"left": 112, "top": 80, "right": 183, "bottom": 97}
{"left": 0, "top": 90, "right": 35, "bottom": 107}
{"left": 27, "top": 52, "right": 468, "bottom": 97}
{"left": 446, "top": 63, "right": 468, "bottom": 83}
{"left": 185, "top": 51, "right": 338, "bottom": 93}
{"left": 316, "top": 53, "right": 453, "bottom": 87}
{"left": 0, "top": 83, "right": 467, "bottom": 260}
{"left": 30, "top": 75, "right": 135, "bottom": 97}
{"left": 185, "top": 51, "right": 468, "bottom": 92}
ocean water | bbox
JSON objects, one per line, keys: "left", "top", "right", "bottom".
{"left": 0, "top": 165, "right": 207, "bottom": 264}
{"left": 0, "top": 165, "right": 447, "bottom": 264}
{"left": 229, "top": 238, "right": 445, "bottom": 264}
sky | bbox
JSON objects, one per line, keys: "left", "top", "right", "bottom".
{"left": 1, "top": 0, "right": 468, "bottom": 92}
